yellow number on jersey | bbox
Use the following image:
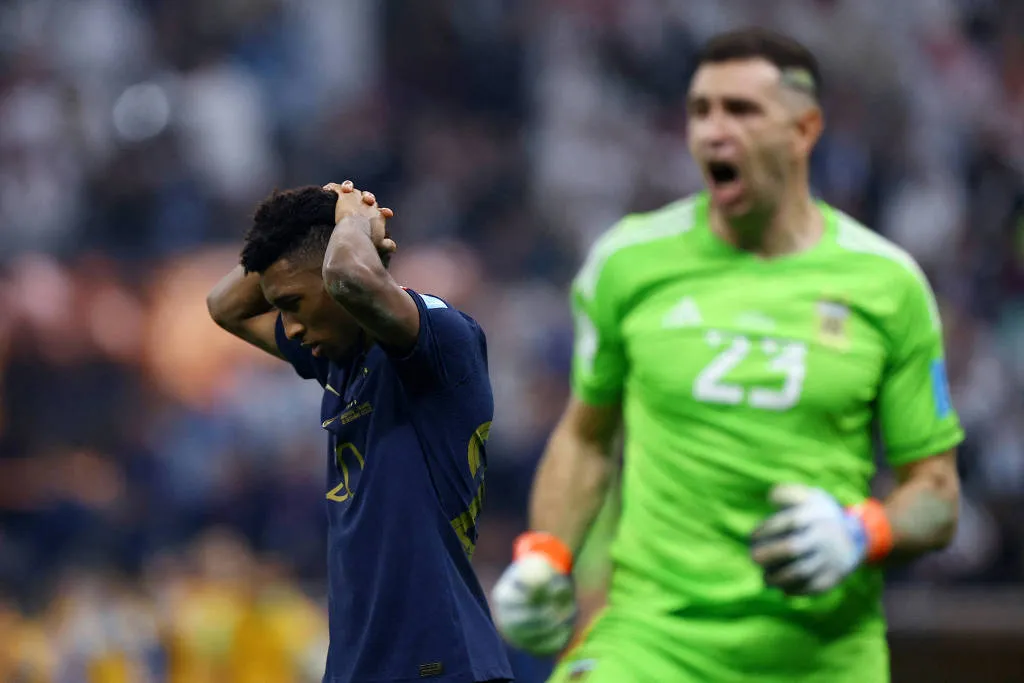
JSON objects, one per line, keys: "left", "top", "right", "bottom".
{"left": 326, "top": 442, "right": 366, "bottom": 502}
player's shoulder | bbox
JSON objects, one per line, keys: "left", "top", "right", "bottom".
{"left": 405, "top": 287, "right": 484, "bottom": 336}
{"left": 591, "top": 194, "right": 702, "bottom": 255}
{"left": 829, "top": 206, "right": 932, "bottom": 290}
{"left": 405, "top": 287, "right": 451, "bottom": 312}
{"left": 575, "top": 194, "right": 703, "bottom": 298}
{"left": 828, "top": 206, "right": 941, "bottom": 324}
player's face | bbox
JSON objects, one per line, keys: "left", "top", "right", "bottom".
{"left": 261, "top": 257, "right": 362, "bottom": 361}
{"left": 686, "top": 59, "right": 806, "bottom": 216}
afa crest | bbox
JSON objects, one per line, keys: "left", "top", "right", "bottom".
{"left": 816, "top": 298, "right": 850, "bottom": 350}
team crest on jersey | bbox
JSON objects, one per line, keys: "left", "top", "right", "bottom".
{"left": 817, "top": 298, "right": 850, "bottom": 350}
{"left": 567, "top": 658, "right": 596, "bottom": 680}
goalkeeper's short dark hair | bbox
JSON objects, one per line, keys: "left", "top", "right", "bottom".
{"left": 240, "top": 185, "right": 338, "bottom": 275}
{"left": 696, "top": 28, "right": 823, "bottom": 101}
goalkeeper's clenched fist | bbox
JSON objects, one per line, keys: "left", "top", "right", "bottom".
{"left": 750, "top": 483, "right": 893, "bottom": 595}
{"left": 492, "top": 532, "right": 577, "bottom": 656}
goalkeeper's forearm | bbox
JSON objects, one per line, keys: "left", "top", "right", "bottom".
{"left": 882, "top": 449, "right": 960, "bottom": 562}
{"left": 528, "top": 399, "right": 619, "bottom": 557}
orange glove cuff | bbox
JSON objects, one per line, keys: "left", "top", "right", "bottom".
{"left": 849, "top": 498, "right": 894, "bottom": 564}
{"left": 513, "top": 531, "right": 574, "bottom": 574}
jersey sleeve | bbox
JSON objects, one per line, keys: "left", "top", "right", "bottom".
{"left": 274, "top": 315, "right": 329, "bottom": 386}
{"left": 570, "top": 232, "right": 629, "bottom": 406}
{"left": 384, "top": 288, "right": 488, "bottom": 396}
{"left": 876, "top": 267, "right": 965, "bottom": 466}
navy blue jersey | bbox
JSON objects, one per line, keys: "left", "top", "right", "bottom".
{"left": 275, "top": 288, "right": 512, "bottom": 683}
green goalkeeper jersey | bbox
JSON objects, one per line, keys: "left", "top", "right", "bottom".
{"left": 571, "top": 192, "right": 964, "bottom": 629}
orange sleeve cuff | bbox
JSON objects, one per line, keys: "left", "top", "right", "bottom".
{"left": 513, "top": 531, "right": 574, "bottom": 574}
{"left": 849, "top": 498, "right": 894, "bottom": 564}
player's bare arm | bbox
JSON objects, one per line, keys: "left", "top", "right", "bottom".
{"left": 751, "top": 451, "right": 961, "bottom": 595}
{"left": 883, "top": 449, "right": 959, "bottom": 561}
{"left": 751, "top": 455, "right": 960, "bottom": 596}
{"left": 529, "top": 398, "right": 621, "bottom": 555}
{"left": 206, "top": 265, "right": 283, "bottom": 359}
{"left": 490, "top": 397, "right": 620, "bottom": 655}
{"left": 320, "top": 181, "right": 419, "bottom": 354}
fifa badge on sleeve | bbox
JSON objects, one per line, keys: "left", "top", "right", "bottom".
{"left": 930, "top": 358, "right": 953, "bottom": 418}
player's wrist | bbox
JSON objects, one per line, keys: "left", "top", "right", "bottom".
{"left": 846, "top": 499, "right": 894, "bottom": 564}
{"left": 513, "top": 531, "right": 574, "bottom": 574}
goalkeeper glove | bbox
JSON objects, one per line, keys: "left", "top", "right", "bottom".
{"left": 750, "top": 483, "right": 893, "bottom": 595}
{"left": 491, "top": 531, "right": 577, "bottom": 656}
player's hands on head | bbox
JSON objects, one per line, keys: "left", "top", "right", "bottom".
{"left": 750, "top": 483, "right": 868, "bottom": 596}
{"left": 491, "top": 532, "right": 577, "bottom": 656}
{"left": 323, "top": 180, "right": 398, "bottom": 262}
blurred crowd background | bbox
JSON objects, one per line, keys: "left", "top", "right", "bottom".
{"left": 1, "top": 0, "right": 1023, "bottom": 681}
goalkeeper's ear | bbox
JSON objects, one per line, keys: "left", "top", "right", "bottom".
{"left": 779, "top": 75, "right": 824, "bottom": 158}
{"left": 793, "top": 104, "right": 823, "bottom": 158}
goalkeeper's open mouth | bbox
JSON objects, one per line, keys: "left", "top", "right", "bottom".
{"left": 705, "top": 160, "right": 745, "bottom": 206}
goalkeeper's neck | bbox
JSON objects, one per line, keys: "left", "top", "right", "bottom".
{"left": 710, "top": 176, "right": 823, "bottom": 259}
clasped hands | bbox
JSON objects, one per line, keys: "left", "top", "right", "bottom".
{"left": 323, "top": 180, "right": 397, "bottom": 264}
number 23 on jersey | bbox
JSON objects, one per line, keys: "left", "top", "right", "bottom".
{"left": 693, "top": 330, "right": 808, "bottom": 411}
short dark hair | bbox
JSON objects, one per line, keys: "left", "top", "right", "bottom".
{"left": 695, "top": 29, "right": 822, "bottom": 100}
{"left": 240, "top": 186, "right": 337, "bottom": 274}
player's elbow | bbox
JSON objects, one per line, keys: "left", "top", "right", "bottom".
{"left": 551, "top": 398, "right": 620, "bottom": 461}
{"left": 206, "top": 285, "right": 251, "bottom": 333}
{"left": 206, "top": 288, "right": 233, "bottom": 329}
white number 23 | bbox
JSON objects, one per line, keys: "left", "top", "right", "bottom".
{"left": 693, "top": 332, "right": 807, "bottom": 411}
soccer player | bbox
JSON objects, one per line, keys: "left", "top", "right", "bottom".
{"left": 491, "top": 29, "right": 964, "bottom": 683}
{"left": 207, "top": 181, "right": 512, "bottom": 683}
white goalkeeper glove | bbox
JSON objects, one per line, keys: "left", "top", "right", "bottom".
{"left": 750, "top": 483, "right": 893, "bottom": 595}
{"left": 491, "top": 532, "right": 577, "bottom": 656}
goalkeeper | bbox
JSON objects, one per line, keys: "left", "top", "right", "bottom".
{"left": 492, "top": 28, "right": 963, "bottom": 683}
